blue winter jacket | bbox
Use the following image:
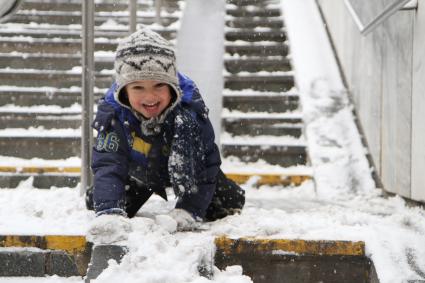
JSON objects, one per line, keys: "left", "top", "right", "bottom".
{"left": 91, "top": 73, "right": 221, "bottom": 219}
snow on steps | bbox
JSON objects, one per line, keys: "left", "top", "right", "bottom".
{"left": 0, "top": 155, "right": 313, "bottom": 188}
{"left": 0, "top": 86, "right": 106, "bottom": 107}
{"left": 225, "top": 42, "right": 289, "bottom": 56}
{"left": 226, "top": 17, "right": 284, "bottom": 29}
{"left": 0, "top": 25, "right": 177, "bottom": 40}
{"left": 20, "top": 0, "right": 180, "bottom": 13}
{"left": 214, "top": 236, "right": 377, "bottom": 283}
{"left": 0, "top": 68, "right": 113, "bottom": 88}
{"left": 0, "top": 234, "right": 375, "bottom": 282}
{"left": 11, "top": 10, "right": 179, "bottom": 26}
{"left": 221, "top": 0, "right": 311, "bottom": 178}
{"left": 0, "top": 52, "right": 115, "bottom": 71}
{"left": 225, "top": 56, "right": 291, "bottom": 73}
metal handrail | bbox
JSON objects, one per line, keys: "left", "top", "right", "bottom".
{"left": 344, "top": 0, "right": 418, "bottom": 35}
{"left": 81, "top": 0, "right": 95, "bottom": 195}
{"left": 130, "top": 0, "right": 137, "bottom": 33}
{"left": 129, "top": 0, "right": 163, "bottom": 33}
{"left": 0, "top": 0, "right": 23, "bottom": 23}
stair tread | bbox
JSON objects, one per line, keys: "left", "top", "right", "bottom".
{"left": 222, "top": 156, "right": 312, "bottom": 175}
{"left": 222, "top": 109, "right": 302, "bottom": 119}
{"left": 1, "top": 22, "right": 176, "bottom": 32}
{"left": 0, "top": 127, "right": 81, "bottom": 137}
{"left": 221, "top": 133, "right": 306, "bottom": 146}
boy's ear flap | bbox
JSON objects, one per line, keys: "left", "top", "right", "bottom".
{"left": 168, "top": 85, "right": 178, "bottom": 103}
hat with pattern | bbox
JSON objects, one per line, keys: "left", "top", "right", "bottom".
{"left": 113, "top": 28, "right": 182, "bottom": 108}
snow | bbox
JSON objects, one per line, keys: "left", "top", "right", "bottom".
{"left": 281, "top": 0, "right": 425, "bottom": 281}
{"left": 0, "top": 0, "right": 424, "bottom": 282}
{"left": 221, "top": 156, "right": 312, "bottom": 176}
{"left": 220, "top": 132, "right": 306, "bottom": 147}
{"left": 221, "top": 110, "right": 302, "bottom": 120}
{"left": 1, "top": 181, "right": 424, "bottom": 282}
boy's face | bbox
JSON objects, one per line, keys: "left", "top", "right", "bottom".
{"left": 125, "top": 80, "right": 172, "bottom": 118}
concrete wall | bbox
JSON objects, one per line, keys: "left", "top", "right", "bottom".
{"left": 316, "top": 0, "right": 425, "bottom": 202}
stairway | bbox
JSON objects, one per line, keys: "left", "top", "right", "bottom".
{"left": 0, "top": 0, "right": 182, "bottom": 188}
{"left": 221, "top": 0, "right": 312, "bottom": 185}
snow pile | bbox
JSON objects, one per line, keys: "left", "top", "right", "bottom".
{"left": 1, "top": 180, "right": 425, "bottom": 282}
{"left": 0, "top": 178, "right": 92, "bottom": 235}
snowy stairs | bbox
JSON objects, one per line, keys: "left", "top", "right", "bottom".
{"left": 0, "top": 0, "right": 182, "bottom": 188}
{"left": 221, "top": 0, "right": 311, "bottom": 185}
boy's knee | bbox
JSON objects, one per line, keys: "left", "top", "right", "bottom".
{"left": 204, "top": 173, "right": 245, "bottom": 221}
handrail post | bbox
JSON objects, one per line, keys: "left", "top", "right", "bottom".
{"left": 344, "top": 0, "right": 416, "bottom": 35}
{"left": 155, "top": 0, "right": 162, "bottom": 25}
{"left": 129, "top": 0, "right": 137, "bottom": 33}
{"left": 81, "top": 0, "right": 95, "bottom": 196}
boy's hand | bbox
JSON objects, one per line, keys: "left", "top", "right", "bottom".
{"left": 168, "top": 208, "right": 200, "bottom": 231}
{"left": 87, "top": 214, "right": 132, "bottom": 245}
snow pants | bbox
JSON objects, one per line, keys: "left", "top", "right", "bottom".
{"left": 86, "top": 170, "right": 245, "bottom": 221}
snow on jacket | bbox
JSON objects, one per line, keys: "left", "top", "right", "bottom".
{"left": 91, "top": 73, "right": 221, "bottom": 219}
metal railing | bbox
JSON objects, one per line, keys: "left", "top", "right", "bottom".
{"left": 344, "top": 0, "right": 418, "bottom": 35}
{"left": 81, "top": 0, "right": 95, "bottom": 195}
{"left": 0, "top": 0, "right": 23, "bottom": 23}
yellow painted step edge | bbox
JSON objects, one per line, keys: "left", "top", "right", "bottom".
{"left": 0, "top": 166, "right": 80, "bottom": 174}
{"left": 215, "top": 236, "right": 365, "bottom": 257}
{"left": 0, "top": 166, "right": 311, "bottom": 186}
{"left": 226, "top": 173, "right": 311, "bottom": 186}
{"left": 0, "top": 235, "right": 87, "bottom": 255}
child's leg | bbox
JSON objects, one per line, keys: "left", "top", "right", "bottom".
{"left": 204, "top": 170, "right": 245, "bottom": 221}
{"left": 125, "top": 180, "right": 154, "bottom": 218}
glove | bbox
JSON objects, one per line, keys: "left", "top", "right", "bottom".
{"left": 87, "top": 213, "right": 132, "bottom": 245}
{"left": 168, "top": 208, "right": 200, "bottom": 231}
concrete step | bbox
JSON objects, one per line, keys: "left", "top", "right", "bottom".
{"left": 223, "top": 93, "right": 299, "bottom": 112}
{"left": 0, "top": 53, "right": 114, "bottom": 71}
{"left": 225, "top": 43, "right": 289, "bottom": 56}
{"left": 0, "top": 135, "right": 80, "bottom": 159}
{"left": 223, "top": 118, "right": 303, "bottom": 137}
{"left": 0, "top": 235, "right": 91, "bottom": 277}
{"left": 0, "top": 173, "right": 79, "bottom": 188}
{"left": 0, "top": 112, "right": 81, "bottom": 129}
{"left": 227, "top": 7, "right": 281, "bottom": 18}
{"left": 221, "top": 141, "right": 307, "bottom": 167}
{"left": 0, "top": 248, "right": 81, "bottom": 277}
{"left": 224, "top": 75, "right": 295, "bottom": 92}
{"left": 225, "top": 30, "right": 286, "bottom": 42}
{"left": 226, "top": 18, "right": 284, "bottom": 29}
{"left": 223, "top": 121, "right": 303, "bottom": 137}
{"left": 0, "top": 165, "right": 308, "bottom": 188}
{"left": 225, "top": 57, "right": 291, "bottom": 73}
{"left": 226, "top": 0, "right": 279, "bottom": 6}
{"left": 0, "top": 88, "right": 104, "bottom": 107}
{"left": 0, "top": 38, "right": 118, "bottom": 53}
{"left": 0, "top": 69, "right": 113, "bottom": 88}
{"left": 20, "top": 0, "right": 179, "bottom": 13}
{"left": 10, "top": 11, "right": 178, "bottom": 27}
{"left": 0, "top": 27, "right": 176, "bottom": 40}
{"left": 214, "top": 236, "right": 377, "bottom": 283}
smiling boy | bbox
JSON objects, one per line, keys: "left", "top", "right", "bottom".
{"left": 87, "top": 29, "right": 245, "bottom": 230}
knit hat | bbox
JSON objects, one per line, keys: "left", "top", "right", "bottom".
{"left": 113, "top": 28, "right": 182, "bottom": 135}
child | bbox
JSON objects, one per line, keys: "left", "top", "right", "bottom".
{"left": 86, "top": 28, "right": 245, "bottom": 230}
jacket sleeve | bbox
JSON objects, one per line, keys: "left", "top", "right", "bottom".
{"left": 91, "top": 102, "right": 130, "bottom": 214}
{"left": 171, "top": 100, "right": 221, "bottom": 220}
